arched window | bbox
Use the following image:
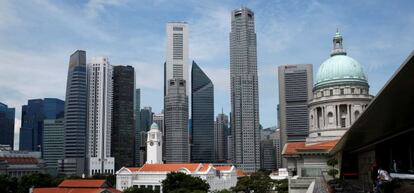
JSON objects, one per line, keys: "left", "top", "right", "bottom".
{"left": 328, "top": 112, "right": 334, "bottom": 124}
{"left": 354, "top": 111, "right": 360, "bottom": 119}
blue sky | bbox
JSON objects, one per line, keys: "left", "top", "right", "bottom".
{"left": 0, "top": 0, "right": 413, "bottom": 148}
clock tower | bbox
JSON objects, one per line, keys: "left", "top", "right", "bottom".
{"left": 146, "top": 123, "right": 163, "bottom": 164}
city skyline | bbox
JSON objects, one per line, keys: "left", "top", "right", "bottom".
{"left": 1, "top": 1, "right": 414, "bottom": 150}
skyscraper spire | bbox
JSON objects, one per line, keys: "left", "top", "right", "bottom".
{"left": 331, "top": 29, "right": 347, "bottom": 56}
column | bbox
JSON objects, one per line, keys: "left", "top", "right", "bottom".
{"left": 336, "top": 105, "right": 339, "bottom": 127}
{"left": 348, "top": 104, "right": 352, "bottom": 126}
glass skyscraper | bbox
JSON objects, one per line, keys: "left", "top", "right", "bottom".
{"left": 191, "top": 61, "right": 214, "bottom": 163}
{"left": 60, "top": 50, "right": 88, "bottom": 176}
{"left": 112, "top": 65, "right": 135, "bottom": 170}
{"left": 20, "top": 98, "right": 64, "bottom": 152}
{"left": 0, "top": 102, "right": 15, "bottom": 149}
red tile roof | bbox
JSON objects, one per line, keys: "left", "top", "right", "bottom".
{"left": 127, "top": 167, "right": 141, "bottom": 172}
{"left": 33, "top": 188, "right": 121, "bottom": 193}
{"left": 214, "top": 166, "right": 232, "bottom": 171}
{"left": 58, "top": 179, "right": 106, "bottom": 188}
{"left": 138, "top": 163, "right": 202, "bottom": 172}
{"left": 0, "top": 156, "right": 38, "bottom": 164}
{"left": 236, "top": 169, "right": 247, "bottom": 177}
{"left": 283, "top": 140, "right": 339, "bottom": 155}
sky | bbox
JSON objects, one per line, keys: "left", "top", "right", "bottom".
{"left": 0, "top": 0, "right": 413, "bottom": 149}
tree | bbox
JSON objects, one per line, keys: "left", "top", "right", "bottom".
{"left": 0, "top": 174, "right": 18, "bottom": 193}
{"left": 161, "top": 172, "right": 209, "bottom": 193}
{"left": 273, "top": 179, "right": 288, "bottom": 193}
{"left": 212, "top": 189, "right": 232, "bottom": 193}
{"left": 232, "top": 171, "right": 273, "bottom": 193}
{"left": 123, "top": 186, "right": 156, "bottom": 193}
{"left": 327, "top": 157, "right": 339, "bottom": 179}
{"left": 18, "top": 173, "right": 62, "bottom": 193}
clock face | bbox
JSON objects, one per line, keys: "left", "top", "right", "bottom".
{"left": 150, "top": 142, "right": 154, "bottom": 146}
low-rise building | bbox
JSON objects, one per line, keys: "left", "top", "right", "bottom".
{"left": 0, "top": 151, "right": 46, "bottom": 178}
{"left": 116, "top": 163, "right": 237, "bottom": 192}
{"left": 33, "top": 179, "right": 121, "bottom": 193}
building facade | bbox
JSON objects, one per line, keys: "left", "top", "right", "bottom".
{"left": 214, "top": 113, "right": 229, "bottom": 163}
{"left": 0, "top": 102, "right": 15, "bottom": 149}
{"left": 307, "top": 31, "right": 372, "bottom": 143}
{"left": 191, "top": 61, "right": 214, "bottom": 163}
{"left": 86, "top": 57, "right": 115, "bottom": 175}
{"left": 283, "top": 30, "right": 373, "bottom": 179}
{"left": 164, "top": 22, "right": 190, "bottom": 164}
{"left": 20, "top": 98, "right": 64, "bottom": 152}
{"left": 230, "top": 7, "right": 261, "bottom": 172}
{"left": 146, "top": 123, "right": 163, "bottom": 164}
{"left": 112, "top": 65, "right": 135, "bottom": 170}
{"left": 134, "top": 89, "right": 141, "bottom": 166}
{"left": 0, "top": 151, "right": 46, "bottom": 178}
{"left": 165, "top": 79, "right": 189, "bottom": 163}
{"left": 137, "top": 107, "right": 153, "bottom": 165}
{"left": 60, "top": 50, "right": 88, "bottom": 177}
{"left": 43, "top": 118, "right": 64, "bottom": 176}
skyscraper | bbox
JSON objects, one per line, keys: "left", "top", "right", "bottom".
{"left": 140, "top": 107, "right": 153, "bottom": 132}
{"left": 60, "top": 50, "right": 88, "bottom": 176}
{"left": 165, "top": 22, "right": 189, "bottom": 95}
{"left": 137, "top": 107, "right": 152, "bottom": 166}
{"left": 43, "top": 118, "right": 64, "bottom": 175}
{"left": 214, "top": 113, "right": 229, "bottom": 163}
{"left": 165, "top": 79, "right": 189, "bottom": 163}
{"left": 20, "top": 98, "right": 64, "bottom": 152}
{"left": 152, "top": 112, "right": 165, "bottom": 161}
{"left": 0, "top": 102, "right": 15, "bottom": 149}
{"left": 230, "top": 7, "right": 261, "bottom": 172}
{"left": 191, "top": 61, "right": 214, "bottom": 163}
{"left": 277, "top": 64, "right": 313, "bottom": 166}
{"left": 134, "top": 89, "right": 141, "bottom": 166}
{"left": 164, "top": 22, "right": 189, "bottom": 163}
{"left": 86, "top": 57, "right": 114, "bottom": 175}
{"left": 112, "top": 65, "right": 135, "bottom": 170}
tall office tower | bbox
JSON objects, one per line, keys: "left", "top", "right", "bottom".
{"left": 260, "top": 127, "right": 277, "bottom": 170}
{"left": 112, "top": 65, "right": 135, "bottom": 170}
{"left": 273, "top": 128, "right": 282, "bottom": 168}
{"left": 137, "top": 107, "right": 153, "bottom": 165}
{"left": 43, "top": 118, "right": 64, "bottom": 176}
{"left": 86, "top": 57, "right": 114, "bottom": 175}
{"left": 60, "top": 50, "right": 88, "bottom": 176}
{"left": 214, "top": 113, "right": 229, "bottom": 162}
{"left": 164, "top": 22, "right": 189, "bottom": 163}
{"left": 20, "top": 98, "right": 64, "bottom": 152}
{"left": 191, "top": 61, "right": 214, "bottom": 163}
{"left": 0, "top": 102, "right": 15, "bottom": 149}
{"left": 277, "top": 64, "right": 313, "bottom": 166}
{"left": 165, "top": 79, "right": 189, "bottom": 163}
{"left": 134, "top": 89, "right": 141, "bottom": 166}
{"left": 230, "top": 7, "right": 261, "bottom": 172}
{"left": 140, "top": 107, "right": 153, "bottom": 132}
{"left": 214, "top": 113, "right": 229, "bottom": 163}
{"left": 165, "top": 22, "right": 189, "bottom": 95}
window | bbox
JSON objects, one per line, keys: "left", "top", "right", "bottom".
{"left": 328, "top": 112, "right": 334, "bottom": 124}
{"left": 354, "top": 111, "right": 360, "bottom": 119}
{"left": 173, "top": 27, "right": 183, "bottom": 31}
{"left": 351, "top": 88, "right": 355, "bottom": 94}
{"left": 340, "top": 88, "right": 344, "bottom": 95}
{"left": 330, "top": 90, "right": 333, "bottom": 96}
{"left": 341, "top": 118, "right": 346, "bottom": 127}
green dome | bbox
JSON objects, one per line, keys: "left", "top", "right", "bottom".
{"left": 315, "top": 55, "right": 367, "bottom": 89}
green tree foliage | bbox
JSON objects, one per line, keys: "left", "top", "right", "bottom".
{"left": 273, "top": 179, "right": 288, "bottom": 193}
{"left": 211, "top": 189, "right": 232, "bottom": 193}
{"left": 18, "top": 173, "right": 62, "bottom": 193}
{"left": 0, "top": 174, "right": 18, "bottom": 193}
{"left": 161, "top": 172, "right": 210, "bottom": 193}
{"left": 123, "top": 186, "right": 156, "bottom": 193}
{"left": 327, "top": 157, "right": 339, "bottom": 179}
{"left": 232, "top": 170, "right": 273, "bottom": 193}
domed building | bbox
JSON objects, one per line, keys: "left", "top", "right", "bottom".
{"left": 307, "top": 30, "right": 373, "bottom": 143}
{"left": 283, "top": 30, "right": 373, "bottom": 180}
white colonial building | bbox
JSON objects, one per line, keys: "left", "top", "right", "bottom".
{"left": 283, "top": 30, "right": 373, "bottom": 182}
{"left": 116, "top": 123, "right": 238, "bottom": 192}
{"left": 307, "top": 30, "right": 372, "bottom": 143}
